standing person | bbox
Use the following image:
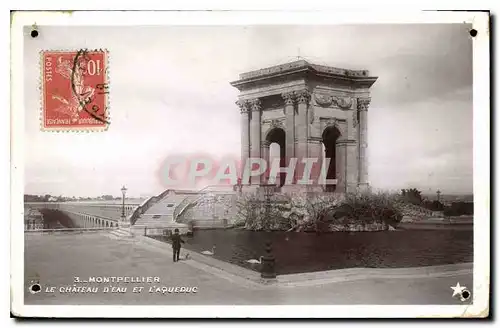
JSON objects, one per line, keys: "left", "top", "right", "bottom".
{"left": 171, "top": 228, "right": 185, "bottom": 262}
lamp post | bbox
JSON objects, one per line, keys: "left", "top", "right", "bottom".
{"left": 260, "top": 184, "right": 276, "bottom": 279}
{"left": 121, "top": 186, "right": 127, "bottom": 221}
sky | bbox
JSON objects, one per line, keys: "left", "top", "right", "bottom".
{"left": 23, "top": 24, "right": 473, "bottom": 198}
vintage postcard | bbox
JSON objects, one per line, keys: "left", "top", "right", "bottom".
{"left": 10, "top": 10, "right": 490, "bottom": 318}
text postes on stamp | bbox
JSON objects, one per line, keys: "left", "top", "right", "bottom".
{"left": 41, "top": 49, "right": 109, "bottom": 131}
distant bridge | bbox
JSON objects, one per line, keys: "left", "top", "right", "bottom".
{"left": 25, "top": 201, "right": 141, "bottom": 229}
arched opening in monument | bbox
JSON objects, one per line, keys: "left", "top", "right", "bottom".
{"left": 266, "top": 127, "right": 286, "bottom": 187}
{"left": 322, "top": 126, "right": 341, "bottom": 192}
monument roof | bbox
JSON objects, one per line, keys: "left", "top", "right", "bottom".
{"left": 231, "top": 59, "right": 377, "bottom": 88}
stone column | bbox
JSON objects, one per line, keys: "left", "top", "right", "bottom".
{"left": 357, "top": 98, "right": 370, "bottom": 189}
{"left": 237, "top": 100, "right": 250, "bottom": 182}
{"left": 249, "top": 98, "right": 262, "bottom": 185}
{"left": 307, "top": 140, "right": 322, "bottom": 187}
{"left": 344, "top": 140, "right": 358, "bottom": 193}
{"left": 335, "top": 141, "right": 346, "bottom": 193}
{"left": 281, "top": 92, "right": 295, "bottom": 172}
{"left": 295, "top": 90, "right": 310, "bottom": 184}
{"left": 261, "top": 140, "right": 270, "bottom": 184}
{"left": 296, "top": 90, "right": 310, "bottom": 156}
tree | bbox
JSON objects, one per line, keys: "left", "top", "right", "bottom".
{"left": 422, "top": 199, "right": 444, "bottom": 211}
{"left": 401, "top": 188, "right": 423, "bottom": 205}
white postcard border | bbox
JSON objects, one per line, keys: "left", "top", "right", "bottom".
{"left": 10, "top": 10, "right": 490, "bottom": 318}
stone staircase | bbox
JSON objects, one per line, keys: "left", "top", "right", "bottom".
{"left": 175, "top": 190, "right": 238, "bottom": 226}
{"left": 107, "top": 228, "right": 134, "bottom": 239}
{"left": 172, "top": 194, "right": 202, "bottom": 221}
{"left": 128, "top": 186, "right": 239, "bottom": 235}
{"left": 135, "top": 193, "right": 189, "bottom": 225}
{"left": 131, "top": 191, "right": 198, "bottom": 235}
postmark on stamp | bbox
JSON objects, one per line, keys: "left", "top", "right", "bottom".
{"left": 40, "top": 49, "right": 109, "bottom": 131}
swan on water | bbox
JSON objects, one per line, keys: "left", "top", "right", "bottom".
{"left": 247, "top": 256, "right": 263, "bottom": 264}
{"left": 201, "top": 246, "right": 216, "bottom": 255}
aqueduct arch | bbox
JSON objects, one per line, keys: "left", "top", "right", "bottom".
{"left": 231, "top": 60, "right": 377, "bottom": 193}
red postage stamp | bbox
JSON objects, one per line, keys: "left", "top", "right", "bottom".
{"left": 41, "top": 49, "right": 109, "bottom": 131}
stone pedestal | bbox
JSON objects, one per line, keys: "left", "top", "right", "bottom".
{"left": 120, "top": 214, "right": 131, "bottom": 230}
{"left": 260, "top": 240, "right": 276, "bottom": 279}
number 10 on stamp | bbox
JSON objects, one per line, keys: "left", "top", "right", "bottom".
{"left": 41, "top": 49, "right": 109, "bottom": 131}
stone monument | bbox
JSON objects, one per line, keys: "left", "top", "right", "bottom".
{"left": 230, "top": 60, "right": 377, "bottom": 193}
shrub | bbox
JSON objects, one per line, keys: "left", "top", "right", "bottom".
{"left": 422, "top": 200, "right": 445, "bottom": 211}
{"left": 401, "top": 188, "right": 423, "bottom": 205}
{"left": 340, "top": 191, "right": 403, "bottom": 226}
{"left": 235, "top": 193, "right": 260, "bottom": 229}
{"left": 235, "top": 190, "right": 404, "bottom": 232}
{"left": 235, "top": 193, "right": 291, "bottom": 231}
{"left": 443, "top": 202, "right": 474, "bottom": 216}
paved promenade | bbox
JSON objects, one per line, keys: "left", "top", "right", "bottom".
{"left": 24, "top": 232, "right": 472, "bottom": 305}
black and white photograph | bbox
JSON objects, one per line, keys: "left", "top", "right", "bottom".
{"left": 10, "top": 10, "right": 490, "bottom": 318}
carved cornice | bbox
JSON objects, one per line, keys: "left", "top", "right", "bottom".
{"left": 357, "top": 98, "right": 371, "bottom": 111}
{"left": 248, "top": 98, "right": 261, "bottom": 111}
{"left": 281, "top": 92, "right": 295, "bottom": 106}
{"left": 296, "top": 90, "right": 311, "bottom": 105}
{"left": 236, "top": 60, "right": 371, "bottom": 81}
